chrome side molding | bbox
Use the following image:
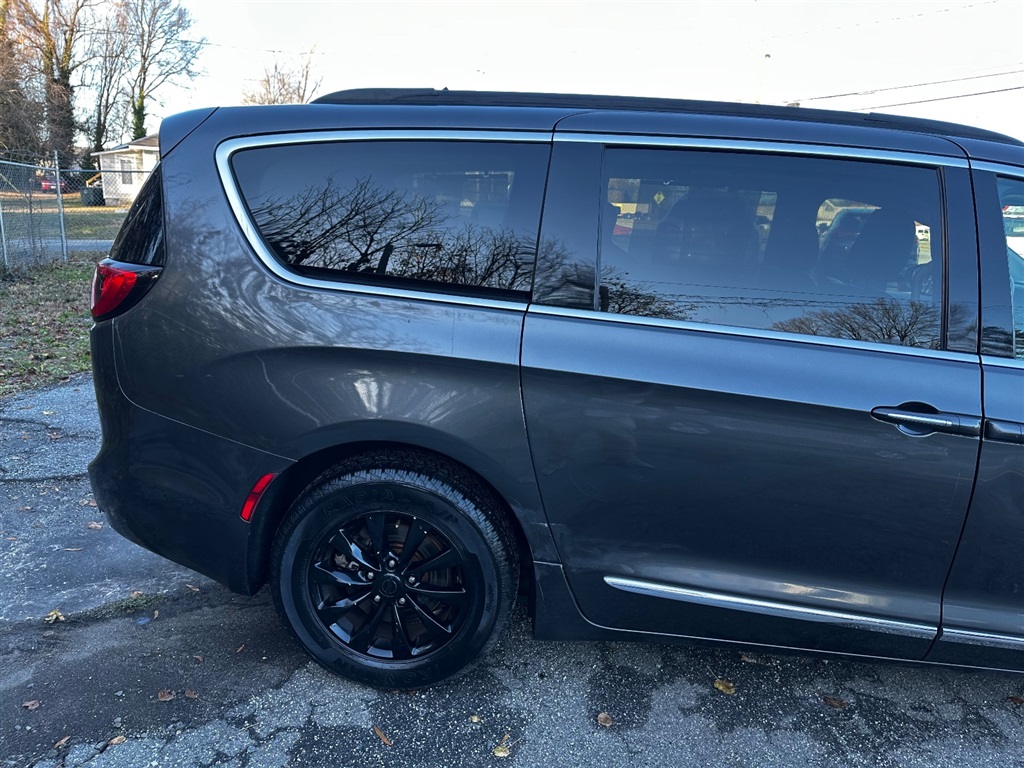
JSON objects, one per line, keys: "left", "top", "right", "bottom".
{"left": 603, "top": 576, "right": 936, "bottom": 639}
{"left": 939, "top": 628, "right": 1024, "bottom": 651}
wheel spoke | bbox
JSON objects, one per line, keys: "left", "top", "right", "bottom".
{"left": 407, "top": 548, "right": 462, "bottom": 579}
{"left": 364, "top": 512, "right": 388, "bottom": 564}
{"left": 317, "top": 590, "right": 372, "bottom": 625}
{"left": 348, "top": 600, "right": 388, "bottom": 653}
{"left": 407, "top": 584, "right": 467, "bottom": 606}
{"left": 327, "top": 528, "right": 375, "bottom": 570}
{"left": 390, "top": 604, "right": 414, "bottom": 659}
{"left": 407, "top": 595, "right": 454, "bottom": 641}
{"left": 310, "top": 562, "right": 368, "bottom": 588}
{"left": 397, "top": 518, "right": 430, "bottom": 569}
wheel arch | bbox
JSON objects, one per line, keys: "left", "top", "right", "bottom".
{"left": 246, "top": 435, "right": 551, "bottom": 598}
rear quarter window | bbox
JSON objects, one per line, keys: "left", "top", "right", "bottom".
{"left": 230, "top": 140, "right": 550, "bottom": 299}
{"left": 108, "top": 165, "right": 164, "bottom": 266}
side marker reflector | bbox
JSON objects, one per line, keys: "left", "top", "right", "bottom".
{"left": 240, "top": 473, "right": 276, "bottom": 522}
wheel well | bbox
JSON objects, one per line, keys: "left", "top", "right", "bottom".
{"left": 248, "top": 441, "right": 535, "bottom": 598}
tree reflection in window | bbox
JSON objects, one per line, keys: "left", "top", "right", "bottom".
{"left": 233, "top": 141, "right": 550, "bottom": 296}
{"left": 773, "top": 297, "right": 941, "bottom": 348}
{"left": 248, "top": 175, "right": 536, "bottom": 292}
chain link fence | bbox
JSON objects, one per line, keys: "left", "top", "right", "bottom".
{"left": 0, "top": 157, "right": 149, "bottom": 273}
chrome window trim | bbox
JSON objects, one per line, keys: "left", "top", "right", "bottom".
{"left": 982, "top": 355, "right": 1024, "bottom": 370}
{"left": 604, "top": 576, "right": 935, "bottom": 639}
{"left": 215, "top": 130, "right": 551, "bottom": 310}
{"left": 940, "top": 627, "right": 1024, "bottom": 651}
{"left": 528, "top": 304, "right": 978, "bottom": 363}
{"left": 969, "top": 161, "right": 1024, "bottom": 177}
{"left": 556, "top": 132, "right": 969, "bottom": 168}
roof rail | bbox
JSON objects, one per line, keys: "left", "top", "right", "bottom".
{"left": 310, "top": 88, "right": 1022, "bottom": 147}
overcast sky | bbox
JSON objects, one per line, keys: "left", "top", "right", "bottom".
{"left": 158, "top": 0, "right": 1023, "bottom": 139}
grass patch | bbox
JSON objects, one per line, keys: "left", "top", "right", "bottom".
{"left": 0, "top": 254, "right": 98, "bottom": 397}
{"left": 61, "top": 207, "right": 127, "bottom": 239}
{"left": 0, "top": 205, "right": 126, "bottom": 241}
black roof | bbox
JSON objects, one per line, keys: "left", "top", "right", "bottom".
{"left": 311, "top": 88, "right": 1022, "bottom": 147}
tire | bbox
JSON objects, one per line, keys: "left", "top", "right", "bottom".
{"left": 271, "top": 449, "right": 519, "bottom": 688}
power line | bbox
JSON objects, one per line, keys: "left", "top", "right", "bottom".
{"left": 765, "top": 0, "right": 1003, "bottom": 40}
{"left": 797, "top": 67, "right": 1024, "bottom": 103}
{"left": 859, "top": 85, "right": 1024, "bottom": 110}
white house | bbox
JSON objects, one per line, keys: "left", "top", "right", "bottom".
{"left": 92, "top": 135, "right": 160, "bottom": 207}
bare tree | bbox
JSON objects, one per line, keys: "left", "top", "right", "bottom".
{"left": 121, "top": 0, "right": 203, "bottom": 139}
{"left": 241, "top": 52, "right": 321, "bottom": 105}
{"left": 83, "top": 4, "right": 129, "bottom": 159}
{"left": 12, "top": 0, "right": 96, "bottom": 166}
{"left": 0, "top": 0, "right": 44, "bottom": 158}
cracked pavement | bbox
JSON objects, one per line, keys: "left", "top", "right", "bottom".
{"left": 2, "top": 376, "right": 1023, "bottom": 767}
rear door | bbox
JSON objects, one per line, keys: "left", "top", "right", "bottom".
{"left": 522, "top": 134, "right": 981, "bottom": 659}
{"left": 928, "top": 167, "right": 1024, "bottom": 670}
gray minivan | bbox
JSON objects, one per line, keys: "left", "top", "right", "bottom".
{"left": 89, "top": 89, "right": 1024, "bottom": 688}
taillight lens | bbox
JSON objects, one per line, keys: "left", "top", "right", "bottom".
{"left": 90, "top": 259, "right": 161, "bottom": 321}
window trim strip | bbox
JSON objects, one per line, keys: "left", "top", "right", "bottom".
{"left": 527, "top": 304, "right": 978, "bottom": 362}
{"left": 556, "top": 132, "right": 970, "bottom": 168}
{"left": 215, "top": 129, "right": 552, "bottom": 309}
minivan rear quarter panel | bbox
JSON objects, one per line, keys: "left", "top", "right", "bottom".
{"left": 111, "top": 115, "right": 561, "bottom": 570}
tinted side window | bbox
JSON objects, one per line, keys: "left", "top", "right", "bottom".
{"left": 997, "top": 175, "right": 1024, "bottom": 358}
{"left": 109, "top": 164, "right": 164, "bottom": 266}
{"left": 600, "top": 149, "right": 945, "bottom": 349}
{"left": 231, "top": 141, "right": 549, "bottom": 297}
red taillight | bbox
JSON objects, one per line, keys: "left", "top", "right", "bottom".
{"left": 240, "top": 473, "right": 276, "bottom": 522}
{"left": 90, "top": 259, "right": 161, "bottom": 321}
{"left": 91, "top": 262, "right": 137, "bottom": 318}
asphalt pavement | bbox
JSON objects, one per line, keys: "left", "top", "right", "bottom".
{"left": 2, "top": 376, "right": 1023, "bottom": 768}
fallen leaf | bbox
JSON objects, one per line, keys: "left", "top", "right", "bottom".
{"left": 108, "top": 735, "right": 126, "bottom": 746}
{"left": 822, "top": 695, "right": 848, "bottom": 709}
{"left": 87, "top": 500, "right": 97, "bottom": 507}
{"left": 54, "top": 736, "right": 70, "bottom": 749}
{"left": 129, "top": 591, "right": 143, "bottom": 598}
{"left": 152, "top": 610, "right": 159, "bottom": 620}
{"left": 596, "top": 711, "right": 614, "bottom": 727}
{"left": 42, "top": 410, "right": 54, "bottom": 416}
{"left": 372, "top": 725, "right": 392, "bottom": 746}
{"left": 5, "top": 537, "right": 17, "bottom": 541}
{"left": 156, "top": 689, "right": 175, "bottom": 702}
{"left": 186, "top": 584, "right": 200, "bottom": 592}
{"left": 193, "top": 655, "right": 205, "bottom": 664}
{"left": 469, "top": 714, "right": 483, "bottom": 724}
{"left": 740, "top": 653, "right": 758, "bottom": 663}
{"left": 86, "top": 521, "right": 103, "bottom": 530}
{"left": 235, "top": 644, "right": 245, "bottom": 654}
{"left": 22, "top": 700, "right": 40, "bottom": 710}
{"left": 184, "top": 689, "right": 198, "bottom": 699}
{"left": 493, "top": 733, "right": 512, "bottom": 758}
{"left": 713, "top": 678, "right": 736, "bottom": 695}
{"left": 1009, "top": 695, "right": 1024, "bottom": 706}
{"left": 44, "top": 608, "right": 65, "bottom": 624}
{"left": 63, "top": 548, "right": 84, "bottom": 552}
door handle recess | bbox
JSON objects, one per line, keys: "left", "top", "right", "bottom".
{"left": 871, "top": 406, "right": 982, "bottom": 437}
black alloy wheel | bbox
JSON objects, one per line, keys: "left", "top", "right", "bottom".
{"left": 307, "top": 510, "right": 470, "bottom": 660}
{"left": 271, "top": 450, "right": 518, "bottom": 688}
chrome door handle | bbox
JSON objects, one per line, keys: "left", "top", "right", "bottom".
{"left": 871, "top": 406, "right": 982, "bottom": 437}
